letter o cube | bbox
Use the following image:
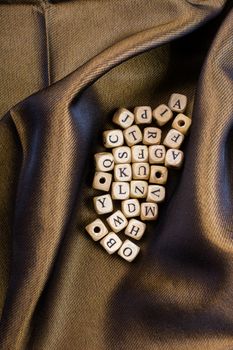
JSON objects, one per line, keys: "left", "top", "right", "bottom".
{"left": 118, "top": 239, "right": 140, "bottom": 262}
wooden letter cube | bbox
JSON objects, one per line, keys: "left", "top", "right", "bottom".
{"left": 114, "top": 164, "right": 132, "bottom": 182}
{"left": 106, "top": 210, "right": 128, "bottom": 233}
{"left": 103, "top": 129, "right": 124, "bottom": 148}
{"left": 85, "top": 218, "right": 108, "bottom": 241}
{"left": 111, "top": 182, "right": 130, "bottom": 200}
{"left": 132, "top": 163, "right": 150, "bottom": 180}
{"left": 125, "top": 218, "right": 146, "bottom": 240}
{"left": 140, "top": 202, "right": 158, "bottom": 221}
{"left": 165, "top": 149, "right": 184, "bottom": 169}
{"left": 131, "top": 145, "right": 149, "bottom": 163}
{"left": 147, "top": 185, "right": 165, "bottom": 203}
{"left": 93, "top": 194, "right": 113, "bottom": 215}
{"left": 172, "top": 113, "right": 192, "bottom": 135}
{"left": 112, "top": 146, "right": 131, "bottom": 164}
{"left": 134, "top": 106, "right": 152, "bottom": 124}
{"left": 143, "top": 127, "right": 162, "bottom": 145}
{"left": 168, "top": 93, "right": 187, "bottom": 113}
{"left": 118, "top": 239, "right": 140, "bottom": 262}
{"left": 149, "top": 165, "right": 168, "bottom": 184}
{"left": 100, "top": 232, "right": 122, "bottom": 254}
{"left": 148, "top": 145, "right": 166, "bottom": 164}
{"left": 163, "top": 129, "right": 184, "bottom": 149}
{"left": 123, "top": 125, "right": 142, "bottom": 146}
{"left": 95, "top": 152, "right": 114, "bottom": 172}
{"left": 92, "top": 172, "right": 112, "bottom": 192}
{"left": 112, "top": 108, "right": 134, "bottom": 129}
{"left": 130, "top": 180, "right": 148, "bottom": 198}
{"left": 152, "top": 104, "right": 173, "bottom": 126}
{"left": 121, "top": 199, "right": 140, "bottom": 218}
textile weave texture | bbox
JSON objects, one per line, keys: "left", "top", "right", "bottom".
{"left": 0, "top": 0, "right": 232, "bottom": 349}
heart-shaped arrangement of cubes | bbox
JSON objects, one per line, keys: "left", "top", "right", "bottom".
{"left": 85, "top": 93, "right": 191, "bottom": 262}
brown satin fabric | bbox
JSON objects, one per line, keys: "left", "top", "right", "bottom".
{"left": 0, "top": 0, "right": 233, "bottom": 349}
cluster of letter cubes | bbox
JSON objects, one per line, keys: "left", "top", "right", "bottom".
{"left": 85, "top": 93, "right": 191, "bottom": 262}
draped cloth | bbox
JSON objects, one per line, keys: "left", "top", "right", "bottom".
{"left": 0, "top": 0, "right": 232, "bottom": 349}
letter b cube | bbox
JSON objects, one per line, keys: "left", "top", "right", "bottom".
{"left": 100, "top": 232, "right": 122, "bottom": 254}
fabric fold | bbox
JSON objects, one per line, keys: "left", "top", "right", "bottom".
{"left": 0, "top": 1, "right": 231, "bottom": 349}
